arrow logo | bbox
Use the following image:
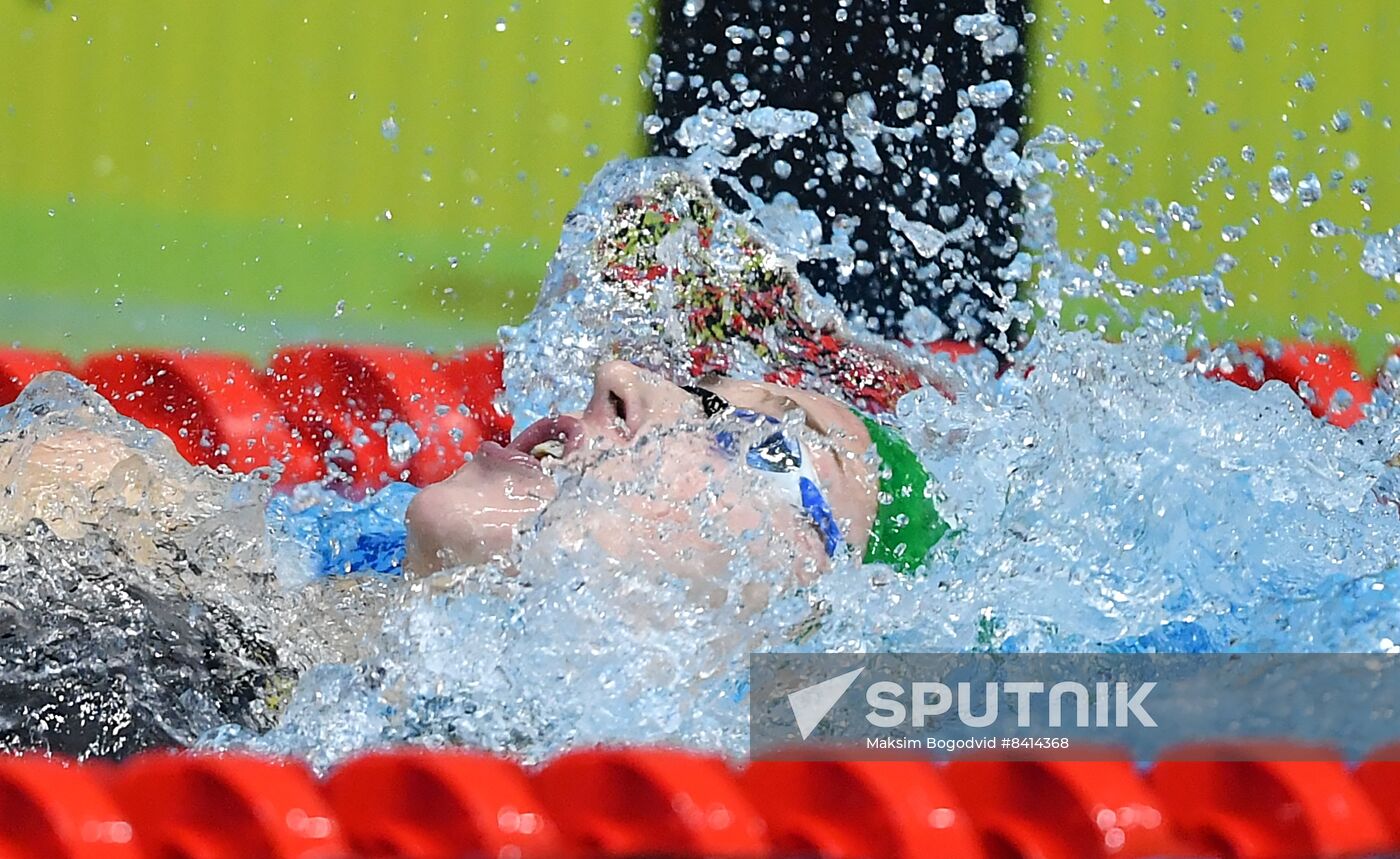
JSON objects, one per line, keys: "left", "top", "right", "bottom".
{"left": 787, "top": 667, "right": 865, "bottom": 740}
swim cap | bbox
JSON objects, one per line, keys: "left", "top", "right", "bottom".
{"left": 508, "top": 162, "right": 936, "bottom": 422}
{"left": 856, "top": 413, "right": 949, "bottom": 574}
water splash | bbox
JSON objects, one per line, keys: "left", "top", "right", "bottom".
{"left": 228, "top": 419, "right": 822, "bottom": 767}
{"left": 3, "top": 140, "right": 1398, "bottom": 764}
{"left": 232, "top": 153, "right": 1398, "bottom": 765}
{"left": 1362, "top": 227, "right": 1400, "bottom": 283}
{"left": 0, "top": 374, "right": 287, "bottom": 756}
{"left": 0, "top": 374, "right": 394, "bottom": 758}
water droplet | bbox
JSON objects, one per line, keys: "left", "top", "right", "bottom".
{"left": 681, "top": 0, "right": 704, "bottom": 17}
{"left": 1361, "top": 228, "right": 1400, "bottom": 282}
{"left": 494, "top": 17, "right": 506, "bottom": 32}
{"left": 1309, "top": 218, "right": 1341, "bottom": 237}
{"left": 920, "top": 64, "right": 945, "bottom": 98}
{"left": 967, "top": 80, "right": 1013, "bottom": 109}
{"left": 333, "top": 299, "right": 346, "bottom": 317}
{"left": 385, "top": 421, "right": 421, "bottom": 465}
{"left": 380, "top": 116, "right": 399, "bottom": 142}
{"left": 889, "top": 210, "right": 947, "bottom": 258}
{"left": 1296, "top": 172, "right": 1322, "bottom": 207}
{"left": 1268, "top": 166, "right": 1293, "bottom": 203}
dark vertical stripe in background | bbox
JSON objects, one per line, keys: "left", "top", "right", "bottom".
{"left": 652, "top": 0, "right": 1028, "bottom": 353}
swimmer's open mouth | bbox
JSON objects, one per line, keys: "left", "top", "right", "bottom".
{"left": 506, "top": 415, "right": 585, "bottom": 469}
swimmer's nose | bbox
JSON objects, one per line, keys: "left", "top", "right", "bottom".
{"left": 586, "top": 360, "right": 681, "bottom": 440}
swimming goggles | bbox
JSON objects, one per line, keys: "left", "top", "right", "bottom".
{"left": 683, "top": 385, "right": 843, "bottom": 557}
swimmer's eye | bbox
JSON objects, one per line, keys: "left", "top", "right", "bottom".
{"left": 682, "top": 385, "right": 731, "bottom": 418}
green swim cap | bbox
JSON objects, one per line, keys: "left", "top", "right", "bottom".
{"left": 856, "top": 413, "right": 950, "bottom": 574}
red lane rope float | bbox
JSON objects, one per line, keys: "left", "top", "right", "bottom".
{"left": 944, "top": 754, "right": 1182, "bottom": 859}
{"left": 0, "top": 348, "right": 73, "bottom": 407}
{"left": 1203, "top": 342, "right": 1374, "bottom": 428}
{"left": 264, "top": 345, "right": 484, "bottom": 493}
{"left": 531, "top": 748, "right": 769, "bottom": 859}
{"left": 9, "top": 745, "right": 1400, "bottom": 858}
{"left": 1148, "top": 743, "right": 1393, "bottom": 859}
{"left": 446, "top": 346, "right": 512, "bottom": 446}
{"left": 3, "top": 337, "right": 1387, "bottom": 499}
{"left": 324, "top": 750, "right": 571, "bottom": 859}
{"left": 737, "top": 759, "right": 987, "bottom": 859}
{"left": 81, "top": 351, "right": 322, "bottom": 489}
{"left": 0, "top": 756, "right": 141, "bottom": 859}
{"left": 1352, "top": 745, "right": 1400, "bottom": 847}
{"left": 107, "top": 752, "right": 348, "bottom": 859}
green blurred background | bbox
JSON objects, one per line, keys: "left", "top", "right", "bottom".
{"left": 1, "top": 1, "right": 1397, "bottom": 365}
{"left": 0, "top": 0, "right": 648, "bottom": 352}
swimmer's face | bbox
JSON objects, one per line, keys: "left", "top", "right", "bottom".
{"left": 405, "top": 361, "right": 877, "bottom": 578}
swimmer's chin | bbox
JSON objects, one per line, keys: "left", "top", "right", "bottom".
{"left": 403, "top": 528, "right": 526, "bottom": 579}
{"left": 403, "top": 472, "right": 548, "bottom": 577}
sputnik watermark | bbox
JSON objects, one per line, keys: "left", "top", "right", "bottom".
{"left": 787, "top": 666, "right": 864, "bottom": 740}
{"left": 751, "top": 653, "right": 1400, "bottom": 761}
{"left": 866, "top": 680, "right": 1157, "bottom": 729}
{"left": 788, "top": 673, "right": 1155, "bottom": 740}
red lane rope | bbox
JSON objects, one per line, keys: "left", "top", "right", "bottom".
{"left": 0, "top": 341, "right": 1387, "bottom": 492}
{"left": 6, "top": 745, "right": 1400, "bottom": 859}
